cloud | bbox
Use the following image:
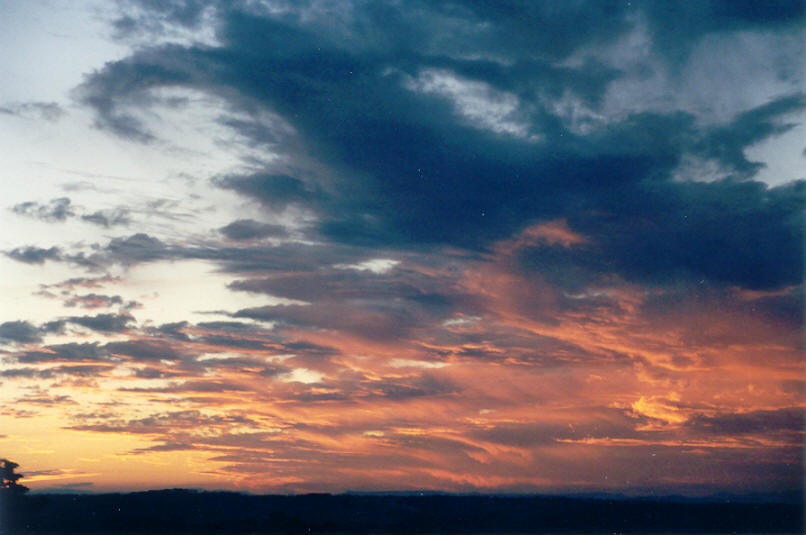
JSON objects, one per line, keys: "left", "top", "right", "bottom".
{"left": 0, "top": 321, "right": 42, "bottom": 344}
{"left": 81, "top": 208, "right": 132, "bottom": 228}
{"left": 219, "top": 219, "right": 287, "bottom": 240}
{"left": 16, "top": 393, "right": 77, "bottom": 406}
{"left": 229, "top": 270, "right": 426, "bottom": 303}
{"left": 43, "top": 314, "right": 135, "bottom": 334}
{"left": 104, "top": 339, "right": 191, "bottom": 362}
{"left": 6, "top": 246, "right": 62, "bottom": 264}
{"left": 67, "top": 409, "right": 259, "bottom": 436}
{"left": 0, "top": 367, "right": 56, "bottom": 379}
{"left": 70, "top": 313, "right": 135, "bottom": 333}
{"left": 569, "top": 177, "right": 805, "bottom": 290}
{"left": 103, "top": 233, "right": 170, "bottom": 263}
{"left": 41, "top": 275, "right": 122, "bottom": 290}
{"left": 641, "top": 0, "right": 805, "bottom": 63}
{"left": 686, "top": 407, "right": 805, "bottom": 436}
{"left": 687, "top": 94, "right": 805, "bottom": 178}
{"left": 63, "top": 293, "right": 139, "bottom": 311}
{"left": 129, "top": 442, "right": 195, "bottom": 453}
{"left": 0, "top": 101, "right": 65, "bottom": 121}
{"left": 65, "top": 294, "right": 123, "bottom": 309}
{"left": 363, "top": 373, "right": 459, "bottom": 401}
{"left": 216, "top": 174, "right": 321, "bottom": 211}
{"left": 119, "top": 379, "right": 249, "bottom": 393}
{"left": 16, "top": 343, "right": 109, "bottom": 364}
{"left": 233, "top": 303, "right": 419, "bottom": 342}
{"left": 11, "top": 200, "right": 132, "bottom": 229}
{"left": 11, "top": 198, "right": 75, "bottom": 222}
{"left": 72, "top": 3, "right": 803, "bottom": 294}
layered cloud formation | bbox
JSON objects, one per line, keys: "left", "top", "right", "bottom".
{"left": 0, "top": 0, "right": 803, "bottom": 494}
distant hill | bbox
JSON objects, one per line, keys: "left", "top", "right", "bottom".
{"left": 4, "top": 490, "right": 802, "bottom": 534}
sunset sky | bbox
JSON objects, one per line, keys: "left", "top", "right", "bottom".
{"left": 0, "top": 0, "right": 803, "bottom": 495}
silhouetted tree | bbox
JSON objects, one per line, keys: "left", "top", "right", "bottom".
{"left": 1, "top": 458, "right": 29, "bottom": 534}
{"left": 1, "top": 459, "right": 28, "bottom": 495}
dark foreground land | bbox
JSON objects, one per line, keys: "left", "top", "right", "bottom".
{"left": 2, "top": 490, "right": 803, "bottom": 534}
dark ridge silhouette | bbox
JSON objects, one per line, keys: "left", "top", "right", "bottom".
{"left": 5, "top": 488, "right": 803, "bottom": 534}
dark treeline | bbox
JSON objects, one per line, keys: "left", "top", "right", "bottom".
{"left": 3, "top": 489, "right": 802, "bottom": 534}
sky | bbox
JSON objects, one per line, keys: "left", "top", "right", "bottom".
{"left": 0, "top": 0, "right": 803, "bottom": 496}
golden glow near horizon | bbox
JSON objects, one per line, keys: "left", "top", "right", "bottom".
{"left": 1, "top": 223, "right": 801, "bottom": 493}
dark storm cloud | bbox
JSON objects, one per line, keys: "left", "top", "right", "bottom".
{"left": 78, "top": 10, "right": 624, "bottom": 246}
{"left": 219, "top": 219, "right": 287, "bottom": 240}
{"left": 0, "top": 321, "right": 42, "bottom": 344}
{"left": 77, "top": 0, "right": 805, "bottom": 295}
{"left": 11, "top": 197, "right": 75, "bottom": 222}
{"left": 509, "top": 178, "right": 803, "bottom": 292}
